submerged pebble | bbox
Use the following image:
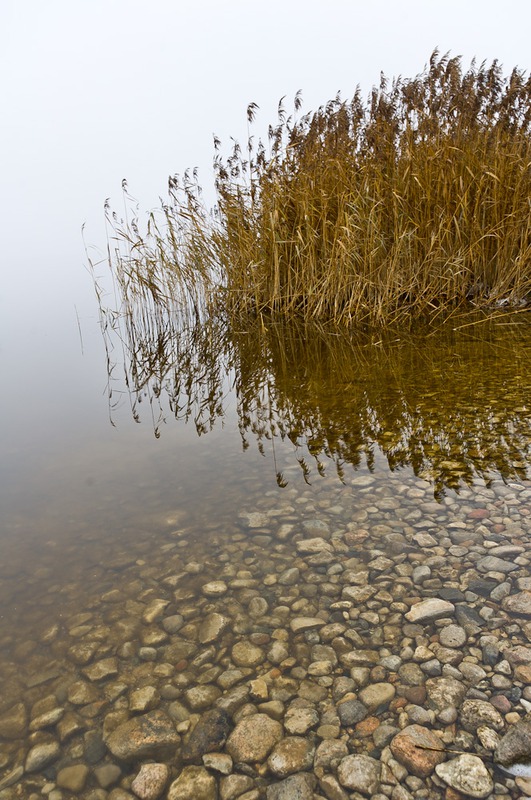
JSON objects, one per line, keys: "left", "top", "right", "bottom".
{"left": 0, "top": 473, "right": 530, "bottom": 799}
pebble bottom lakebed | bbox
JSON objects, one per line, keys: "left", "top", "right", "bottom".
{"left": 1, "top": 322, "right": 531, "bottom": 799}
{"left": 1, "top": 471, "right": 531, "bottom": 799}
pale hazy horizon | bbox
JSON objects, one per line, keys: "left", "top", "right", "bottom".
{"left": 2, "top": 0, "right": 531, "bottom": 327}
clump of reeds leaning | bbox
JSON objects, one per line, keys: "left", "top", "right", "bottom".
{"left": 107, "top": 51, "right": 531, "bottom": 326}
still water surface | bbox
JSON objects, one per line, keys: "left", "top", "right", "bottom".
{"left": 1, "top": 306, "right": 530, "bottom": 796}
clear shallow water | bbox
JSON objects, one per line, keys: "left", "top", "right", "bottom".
{"left": 1, "top": 303, "right": 531, "bottom": 797}
{"left": 1, "top": 307, "right": 530, "bottom": 656}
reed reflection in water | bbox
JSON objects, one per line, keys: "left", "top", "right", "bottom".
{"left": 98, "top": 300, "right": 531, "bottom": 498}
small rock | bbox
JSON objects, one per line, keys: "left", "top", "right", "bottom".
{"left": 337, "top": 754, "right": 381, "bottom": 795}
{"left": 83, "top": 657, "right": 119, "bottom": 682}
{"left": 130, "top": 686, "right": 160, "bottom": 713}
{"left": 337, "top": 699, "right": 367, "bottom": 726}
{"left": 25, "top": 741, "right": 60, "bottom": 772}
{"left": 319, "top": 775, "right": 349, "bottom": 800}
{"left": 94, "top": 764, "right": 122, "bottom": 789}
{"left": 358, "top": 682, "right": 395, "bottom": 713}
{"left": 267, "top": 736, "right": 315, "bottom": 777}
{"left": 495, "top": 712, "right": 531, "bottom": 767}
{"left": 220, "top": 773, "right": 255, "bottom": 800}
{"left": 265, "top": 773, "right": 316, "bottom": 800}
{"left": 131, "top": 763, "right": 169, "bottom": 800}
{"left": 202, "top": 753, "right": 232, "bottom": 775}
{"left": 231, "top": 641, "right": 265, "bottom": 668}
{"left": 202, "top": 581, "right": 228, "bottom": 597}
{"left": 460, "top": 699, "right": 504, "bottom": 732}
{"left": 198, "top": 613, "right": 230, "bottom": 644}
{"left": 390, "top": 725, "right": 445, "bottom": 777}
{"left": 405, "top": 598, "right": 455, "bottom": 623}
{"left": 106, "top": 711, "right": 180, "bottom": 761}
{"left": 425, "top": 676, "right": 466, "bottom": 712}
{"left": 435, "top": 754, "right": 494, "bottom": 798}
{"left": 502, "top": 591, "right": 531, "bottom": 617}
{"left": 296, "top": 538, "right": 332, "bottom": 554}
{"left": 167, "top": 766, "right": 217, "bottom": 800}
{"left": 284, "top": 706, "right": 319, "bottom": 735}
{"left": 439, "top": 624, "right": 467, "bottom": 648}
{"left": 184, "top": 685, "right": 222, "bottom": 711}
{"left": 182, "top": 708, "right": 232, "bottom": 763}
{"left": 289, "top": 617, "right": 326, "bottom": 633}
{"left": 56, "top": 765, "right": 90, "bottom": 793}
{"left": 226, "top": 714, "right": 283, "bottom": 763}
{"left": 277, "top": 567, "right": 300, "bottom": 585}
{"left": 477, "top": 556, "right": 518, "bottom": 574}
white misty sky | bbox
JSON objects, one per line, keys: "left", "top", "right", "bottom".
{"left": 1, "top": 0, "right": 531, "bottom": 317}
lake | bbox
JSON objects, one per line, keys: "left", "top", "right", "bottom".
{"left": 1, "top": 299, "right": 530, "bottom": 798}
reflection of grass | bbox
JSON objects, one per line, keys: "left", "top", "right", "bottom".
{"left": 95, "top": 295, "right": 531, "bottom": 497}
{"left": 103, "top": 52, "right": 531, "bottom": 326}
{"left": 234, "top": 320, "right": 531, "bottom": 496}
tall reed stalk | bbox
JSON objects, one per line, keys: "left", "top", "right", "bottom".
{"left": 105, "top": 52, "right": 531, "bottom": 326}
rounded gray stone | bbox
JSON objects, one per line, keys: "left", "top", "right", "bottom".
{"left": 439, "top": 624, "right": 467, "bottom": 648}
{"left": 337, "top": 754, "right": 382, "bottom": 795}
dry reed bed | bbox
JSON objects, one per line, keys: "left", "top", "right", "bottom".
{"left": 105, "top": 52, "right": 531, "bottom": 326}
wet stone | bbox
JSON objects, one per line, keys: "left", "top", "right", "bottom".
{"left": 283, "top": 706, "right": 319, "bottom": 735}
{"left": 130, "top": 686, "right": 160, "bottom": 713}
{"left": 265, "top": 773, "right": 316, "bottom": 800}
{"left": 220, "top": 773, "right": 255, "bottom": 800}
{"left": 495, "top": 712, "right": 531, "bottom": 767}
{"left": 460, "top": 699, "right": 505, "bottom": 732}
{"left": 83, "top": 657, "right": 119, "bottom": 682}
{"left": 202, "top": 752, "right": 232, "bottom": 774}
{"left": 131, "top": 763, "right": 169, "bottom": 800}
{"left": 390, "top": 725, "right": 445, "bottom": 777}
{"left": 296, "top": 537, "right": 332, "bottom": 554}
{"left": 202, "top": 581, "right": 228, "bottom": 597}
{"left": 425, "top": 675, "right": 467, "bottom": 712}
{"left": 502, "top": 590, "right": 531, "bottom": 617}
{"left": 454, "top": 604, "right": 484, "bottom": 634}
{"left": 318, "top": 775, "right": 349, "bottom": 800}
{"left": 290, "top": 617, "right": 326, "bottom": 633}
{"left": 162, "top": 615, "right": 184, "bottom": 634}
{"left": 167, "top": 765, "right": 217, "bottom": 800}
{"left": 94, "top": 764, "right": 122, "bottom": 789}
{"left": 337, "top": 699, "right": 368, "bottom": 726}
{"left": 25, "top": 740, "right": 60, "bottom": 772}
{"left": 277, "top": 567, "right": 300, "bottom": 585}
{"left": 438, "top": 624, "right": 467, "bottom": 648}
{"left": 56, "top": 765, "right": 90, "bottom": 792}
{"left": 182, "top": 708, "right": 232, "bottom": 763}
{"left": 405, "top": 598, "right": 455, "bottom": 623}
{"left": 477, "top": 556, "right": 518, "bottom": 574}
{"left": 198, "top": 613, "right": 230, "bottom": 644}
{"left": 267, "top": 736, "right": 315, "bottom": 777}
{"left": 106, "top": 710, "right": 180, "bottom": 761}
{"left": 68, "top": 680, "right": 101, "bottom": 705}
{"left": 226, "top": 713, "right": 283, "bottom": 763}
{"left": 358, "top": 682, "right": 395, "bottom": 713}
{"left": 184, "top": 684, "right": 222, "bottom": 711}
{"left": 436, "top": 754, "right": 494, "bottom": 798}
{"left": 84, "top": 729, "right": 106, "bottom": 763}
{"left": 337, "top": 753, "right": 382, "bottom": 795}
{"left": 231, "top": 641, "right": 265, "bottom": 667}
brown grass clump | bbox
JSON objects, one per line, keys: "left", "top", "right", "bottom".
{"left": 105, "top": 51, "right": 531, "bottom": 326}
